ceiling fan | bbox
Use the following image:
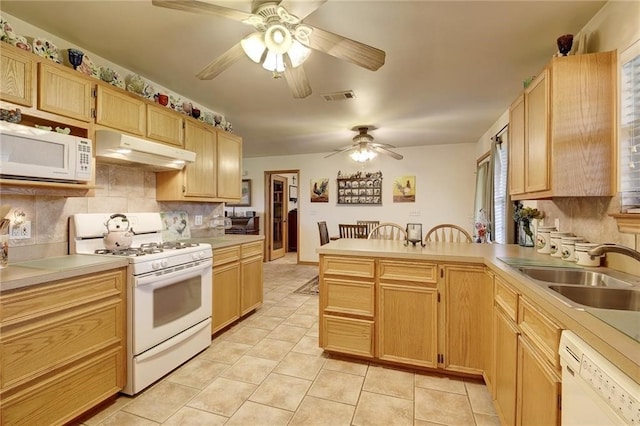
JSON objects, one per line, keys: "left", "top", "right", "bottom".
{"left": 151, "top": 0, "right": 385, "bottom": 99}
{"left": 325, "top": 126, "right": 403, "bottom": 162}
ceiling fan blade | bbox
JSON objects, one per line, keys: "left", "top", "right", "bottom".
{"left": 196, "top": 42, "right": 246, "bottom": 80}
{"left": 324, "top": 145, "right": 356, "bottom": 158}
{"left": 152, "top": 0, "right": 252, "bottom": 22}
{"left": 306, "top": 25, "right": 385, "bottom": 71}
{"left": 283, "top": 60, "right": 312, "bottom": 99}
{"left": 279, "top": 0, "right": 327, "bottom": 20}
{"left": 371, "top": 145, "right": 403, "bottom": 160}
{"left": 370, "top": 142, "right": 397, "bottom": 149}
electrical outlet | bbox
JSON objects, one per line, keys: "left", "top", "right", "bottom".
{"left": 554, "top": 218, "right": 560, "bottom": 230}
{"left": 195, "top": 215, "right": 203, "bottom": 226}
{"left": 10, "top": 221, "right": 31, "bottom": 239}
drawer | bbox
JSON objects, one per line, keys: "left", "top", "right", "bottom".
{"left": 378, "top": 260, "right": 437, "bottom": 284}
{"left": 518, "top": 297, "right": 562, "bottom": 369}
{"left": 322, "top": 256, "right": 375, "bottom": 278}
{"left": 1, "top": 348, "right": 121, "bottom": 426}
{"left": 322, "top": 315, "right": 374, "bottom": 358}
{"left": 241, "top": 241, "right": 263, "bottom": 258}
{"left": 213, "top": 246, "right": 241, "bottom": 267}
{"left": 495, "top": 275, "right": 518, "bottom": 321}
{"left": 1, "top": 300, "right": 122, "bottom": 389}
{"left": 0, "top": 270, "right": 124, "bottom": 326}
{"left": 324, "top": 278, "right": 374, "bottom": 317}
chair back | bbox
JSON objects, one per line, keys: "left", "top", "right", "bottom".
{"left": 368, "top": 223, "right": 407, "bottom": 240}
{"left": 339, "top": 224, "right": 368, "bottom": 239}
{"left": 357, "top": 220, "right": 380, "bottom": 236}
{"left": 425, "top": 224, "right": 472, "bottom": 243}
{"left": 318, "top": 221, "right": 330, "bottom": 246}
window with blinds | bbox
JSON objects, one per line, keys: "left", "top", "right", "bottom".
{"left": 620, "top": 40, "right": 640, "bottom": 211}
{"left": 493, "top": 135, "right": 509, "bottom": 243}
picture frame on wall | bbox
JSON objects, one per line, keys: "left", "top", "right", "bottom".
{"left": 228, "top": 179, "right": 251, "bottom": 206}
{"left": 289, "top": 185, "right": 298, "bottom": 202}
{"left": 336, "top": 171, "right": 382, "bottom": 205}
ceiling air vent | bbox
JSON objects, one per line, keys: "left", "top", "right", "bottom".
{"left": 321, "top": 90, "right": 356, "bottom": 101}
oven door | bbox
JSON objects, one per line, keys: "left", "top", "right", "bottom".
{"left": 133, "top": 259, "right": 212, "bottom": 354}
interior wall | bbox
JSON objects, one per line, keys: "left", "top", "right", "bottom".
{"left": 242, "top": 143, "right": 477, "bottom": 264}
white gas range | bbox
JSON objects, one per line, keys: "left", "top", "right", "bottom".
{"left": 70, "top": 212, "right": 212, "bottom": 395}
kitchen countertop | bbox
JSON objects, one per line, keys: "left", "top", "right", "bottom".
{"left": 318, "top": 239, "right": 640, "bottom": 385}
{"left": 0, "top": 255, "right": 129, "bottom": 292}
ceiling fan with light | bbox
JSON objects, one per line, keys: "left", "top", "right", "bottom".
{"left": 325, "top": 126, "right": 403, "bottom": 162}
{"left": 151, "top": 0, "right": 385, "bottom": 99}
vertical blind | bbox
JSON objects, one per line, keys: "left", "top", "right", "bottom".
{"left": 620, "top": 40, "right": 640, "bottom": 210}
{"left": 493, "top": 133, "right": 509, "bottom": 244}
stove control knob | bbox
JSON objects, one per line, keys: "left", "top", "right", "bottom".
{"left": 152, "top": 261, "right": 161, "bottom": 270}
{"left": 161, "top": 259, "right": 168, "bottom": 268}
{"left": 192, "top": 251, "right": 203, "bottom": 260}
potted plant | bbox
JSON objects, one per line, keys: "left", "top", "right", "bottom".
{"left": 513, "top": 202, "right": 544, "bottom": 247}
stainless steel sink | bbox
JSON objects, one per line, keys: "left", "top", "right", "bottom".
{"left": 517, "top": 267, "right": 634, "bottom": 288}
{"left": 548, "top": 286, "right": 640, "bottom": 312}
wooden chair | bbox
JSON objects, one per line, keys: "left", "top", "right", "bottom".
{"left": 339, "top": 224, "right": 368, "bottom": 239}
{"left": 357, "top": 220, "right": 380, "bottom": 237}
{"left": 317, "top": 221, "right": 330, "bottom": 246}
{"left": 368, "top": 223, "right": 407, "bottom": 240}
{"left": 425, "top": 224, "right": 473, "bottom": 243}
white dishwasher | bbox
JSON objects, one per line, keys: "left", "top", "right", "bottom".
{"left": 559, "top": 331, "right": 639, "bottom": 425}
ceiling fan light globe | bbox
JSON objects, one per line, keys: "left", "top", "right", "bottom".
{"left": 288, "top": 40, "right": 311, "bottom": 68}
{"left": 265, "top": 24, "right": 293, "bottom": 54}
{"left": 241, "top": 32, "right": 266, "bottom": 63}
{"left": 263, "top": 50, "right": 285, "bottom": 72}
{"left": 351, "top": 149, "right": 377, "bottom": 162}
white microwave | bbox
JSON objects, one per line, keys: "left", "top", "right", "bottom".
{"left": 0, "top": 121, "right": 92, "bottom": 183}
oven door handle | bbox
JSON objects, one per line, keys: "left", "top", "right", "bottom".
{"left": 135, "top": 259, "right": 212, "bottom": 288}
{"left": 135, "top": 318, "right": 212, "bottom": 363}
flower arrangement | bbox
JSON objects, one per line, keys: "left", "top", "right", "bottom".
{"left": 513, "top": 202, "right": 544, "bottom": 246}
{"left": 474, "top": 208, "right": 491, "bottom": 243}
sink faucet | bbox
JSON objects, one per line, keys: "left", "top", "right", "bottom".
{"left": 587, "top": 244, "right": 640, "bottom": 262}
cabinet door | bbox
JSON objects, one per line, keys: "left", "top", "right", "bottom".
{"left": 212, "top": 262, "right": 240, "bottom": 334}
{"left": 493, "top": 307, "right": 519, "bottom": 426}
{"left": 508, "top": 94, "right": 525, "bottom": 195}
{"left": 184, "top": 121, "right": 217, "bottom": 198}
{"left": 38, "top": 63, "right": 92, "bottom": 122}
{"left": 516, "top": 336, "right": 561, "bottom": 426}
{"left": 240, "top": 254, "right": 263, "bottom": 315}
{"left": 147, "top": 104, "right": 184, "bottom": 147}
{"left": 441, "top": 264, "right": 491, "bottom": 374}
{"left": 217, "top": 131, "right": 242, "bottom": 199}
{"left": 378, "top": 282, "right": 437, "bottom": 367}
{"left": 0, "top": 46, "right": 34, "bottom": 107}
{"left": 525, "top": 69, "right": 550, "bottom": 193}
{"left": 95, "top": 84, "right": 145, "bottom": 135}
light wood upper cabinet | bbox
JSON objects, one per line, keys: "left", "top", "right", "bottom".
{"left": 38, "top": 63, "right": 93, "bottom": 122}
{"left": 95, "top": 84, "right": 145, "bottom": 135}
{"left": 440, "top": 264, "right": 491, "bottom": 374}
{"left": 156, "top": 120, "right": 244, "bottom": 202}
{"left": 217, "top": 132, "right": 242, "bottom": 200}
{"left": 0, "top": 46, "right": 35, "bottom": 107}
{"left": 146, "top": 103, "right": 184, "bottom": 147}
{"left": 508, "top": 94, "right": 525, "bottom": 195}
{"left": 509, "top": 50, "right": 616, "bottom": 199}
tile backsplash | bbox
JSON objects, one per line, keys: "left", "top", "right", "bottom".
{"left": 2, "top": 163, "right": 224, "bottom": 262}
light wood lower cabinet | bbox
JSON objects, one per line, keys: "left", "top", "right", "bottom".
{"left": 211, "top": 240, "right": 263, "bottom": 335}
{"left": 491, "top": 275, "right": 562, "bottom": 426}
{"left": 441, "top": 264, "right": 491, "bottom": 374}
{"left": 0, "top": 268, "right": 126, "bottom": 426}
{"left": 378, "top": 260, "right": 438, "bottom": 367}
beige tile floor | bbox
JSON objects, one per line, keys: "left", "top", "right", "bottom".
{"left": 81, "top": 253, "right": 500, "bottom": 425}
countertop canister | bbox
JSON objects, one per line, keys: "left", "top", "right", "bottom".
{"left": 550, "top": 231, "right": 572, "bottom": 258}
{"left": 575, "top": 242, "right": 603, "bottom": 267}
{"left": 560, "top": 236, "right": 585, "bottom": 262}
{"left": 536, "top": 226, "right": 557, "bottom": 254}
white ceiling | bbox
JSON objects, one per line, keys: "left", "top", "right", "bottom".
{"left": 1, "top": 1, "right": 605, "bottom": 158}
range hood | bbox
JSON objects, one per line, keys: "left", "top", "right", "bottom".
{"left": 95, "top": 130, "right": 196, "bottom": 171}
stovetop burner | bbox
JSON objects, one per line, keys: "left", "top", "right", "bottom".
{"left": 94, "top": 241, "right": 201, "bottom": 257}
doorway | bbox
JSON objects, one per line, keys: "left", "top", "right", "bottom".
{"left": 264, "top": 169, "right": 300, "bottom": 262}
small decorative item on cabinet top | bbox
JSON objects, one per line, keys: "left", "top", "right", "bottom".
{"left": 336, "top": 170, "right": 382, "bottom": 205}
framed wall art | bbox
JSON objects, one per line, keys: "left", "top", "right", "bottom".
{"left": 227, "top": 179, "right": 251, "bottom": 206}
{"left": 393, "top": 175, "right": 416, "bottom": 202}
{"left": 289, "top": 185, "right": 298, "bottom": 202}
{"left": 336, "top": 171, "right": 382, "bottom": 205}
{"left": 310, "top": 178, "right": 329, "bottom": 203}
